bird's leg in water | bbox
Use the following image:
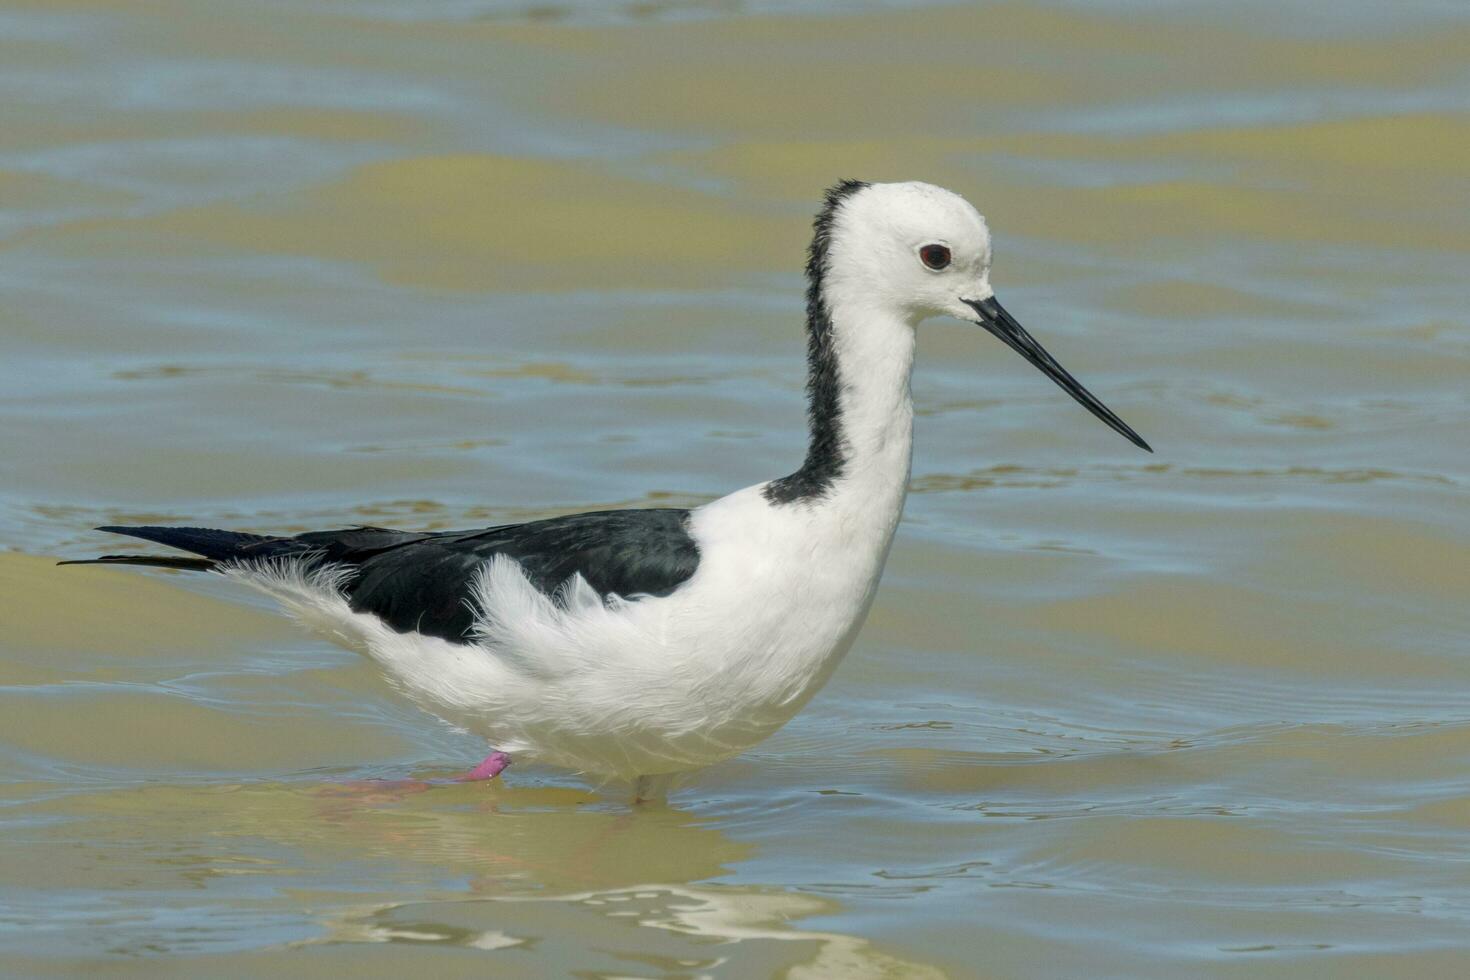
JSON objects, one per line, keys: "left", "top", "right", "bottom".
{"left": 457, "top": 750, "right": 512, "bottom": 782}
{"left": 633, "top": 773, "right": 673, "bottom": 805}
{"left": 315, "top": 750, "right": 511, "bottom": 809}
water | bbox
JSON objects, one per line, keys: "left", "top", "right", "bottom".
{"left": 2, "top": 1, "right": 1468, "bottom": 975}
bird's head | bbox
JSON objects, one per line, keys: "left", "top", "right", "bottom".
{"left": 817, "top": 180, "right": 1150, "bottom": 452}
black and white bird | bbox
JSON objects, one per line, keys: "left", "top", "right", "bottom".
{"left": 68, "top": 181, "right": 1149, "bottom": 802}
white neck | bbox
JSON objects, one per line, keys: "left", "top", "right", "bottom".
{"left": 822, "top": 296, "right": 917, "bottom": 521}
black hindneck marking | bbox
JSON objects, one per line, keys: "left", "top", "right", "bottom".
{"left": 763, "top": 179, "right": 869, "bottom": 506}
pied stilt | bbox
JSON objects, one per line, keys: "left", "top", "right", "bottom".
{"left": 66, "top": 181, "right": 1150, "bottom": 803}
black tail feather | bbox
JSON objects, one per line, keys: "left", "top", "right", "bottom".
{"left": 93, "top": 525, "right": 280, "bottom": 562}
{"left": 58, "top": 554, "right": 217, "bottom": 571}
{"left": 61, "top": 524, "right": 310, "bottom": 572}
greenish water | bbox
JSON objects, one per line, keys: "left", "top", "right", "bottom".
{"left": 2, "top": 1, "right": 1468, "bottom": 976}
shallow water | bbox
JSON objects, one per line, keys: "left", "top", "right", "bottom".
{"left": 2, "top": 0, "right": 1469, "bottom": 975}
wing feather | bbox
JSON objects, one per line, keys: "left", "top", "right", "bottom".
{"left": 78, "top": 509, "right": 701, "bottom": 644}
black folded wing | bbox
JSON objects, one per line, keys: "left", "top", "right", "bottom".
{"left": 70, "top": 509, "right": 700, "bottom": 644}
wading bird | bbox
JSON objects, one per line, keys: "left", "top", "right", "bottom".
{"left": 68, "top": 181, "right": 1149, "bottom": 802}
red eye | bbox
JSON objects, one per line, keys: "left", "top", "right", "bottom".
{"left": 919, "top": 244, "right": 951, "bottom": 270}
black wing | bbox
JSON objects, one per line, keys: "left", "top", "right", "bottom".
{"left": 67, "top": 509, "right": 700, "bottom": 644}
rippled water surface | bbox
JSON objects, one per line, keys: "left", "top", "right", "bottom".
{"left": 3, "top": 1, "right": 1469, "bottom": 975}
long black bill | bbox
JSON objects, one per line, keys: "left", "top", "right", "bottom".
{"left": 964, "top": 296, "right": 1151, "bottom": 452}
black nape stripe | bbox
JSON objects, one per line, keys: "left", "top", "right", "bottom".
{"left": 763, "top": 179, "right": 869, "bottom": 505}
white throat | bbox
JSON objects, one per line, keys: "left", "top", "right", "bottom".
{"left": 822, "top": 292, "right": 917, "bottom": 517}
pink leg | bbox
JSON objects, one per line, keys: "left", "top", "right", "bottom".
{"left": 457, "top": 750, "right": 512, "bottom": 782}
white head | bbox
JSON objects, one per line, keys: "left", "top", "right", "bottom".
{"left": 821, "top": 181, "right": 995, "bottom": 324}
{"left": 813, "top": 180, "right": 1150, "bottom": 452}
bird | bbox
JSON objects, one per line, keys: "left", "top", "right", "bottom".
{"left": 65, "top": 180, "right": 1150, "bottom": 803}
